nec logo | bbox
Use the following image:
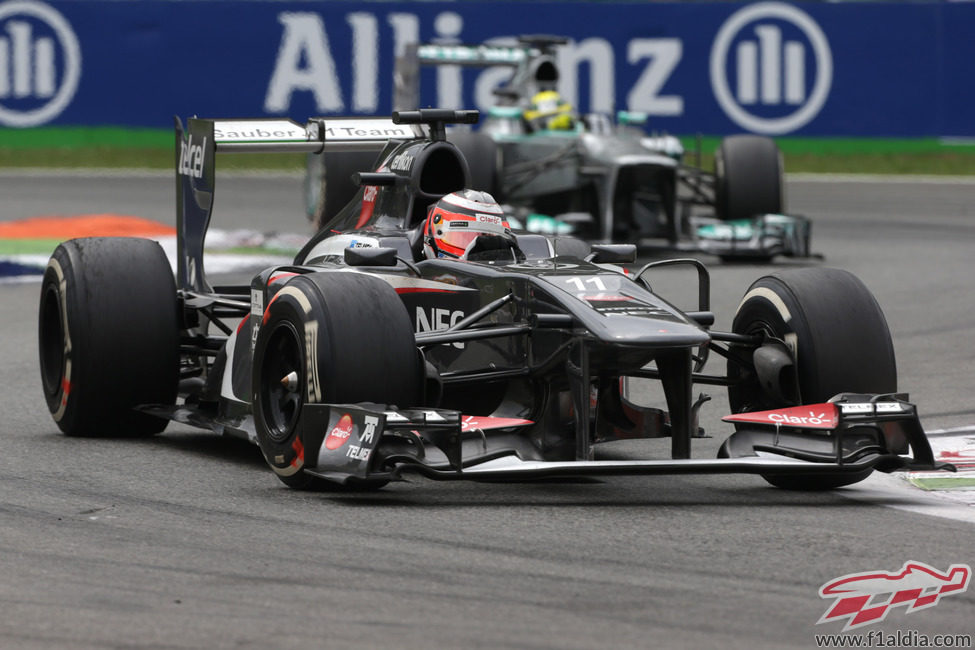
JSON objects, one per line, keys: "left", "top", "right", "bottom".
{"left": 0, "top": 0, "right": 80, "bottom": 127}
{"left": 415, "top": 307, "right": 464, "bottom": 349}
{"left": 710, "top": 2, "right": 832, "bottom": 134}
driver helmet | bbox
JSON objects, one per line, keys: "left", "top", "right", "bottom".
{"left": 423, "top": 190, "right": 512, "bottom": 259}
{"left": 524, "top": 90, "right": 574, "bottom": 131}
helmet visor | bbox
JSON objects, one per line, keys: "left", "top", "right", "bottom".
{"left": 438, "top": 213, "right": 508, "bottom": 255}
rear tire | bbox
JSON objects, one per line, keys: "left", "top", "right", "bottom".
{"left": 252, "top": 272, "right": 421, "bottom": 489}
{"left": 725, "top": 267, "right": 897, "bottom": 490}
{"left": 449, "top": 131, "right": 498, "bottom": 196}
{"left": 38, "top": 237, "right": 179, "bottom": 437}
{"left": 308, "top": 150, "right": 379, "bottom": 231}
{"left": 714, "top": 135, "right": 783, "bottom": 221}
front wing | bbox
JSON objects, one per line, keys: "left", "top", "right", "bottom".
{"left": 689, "top": 213, "right": 813, "bottom": 259}
{"left": 299, "top": 396, "right": 953, "bottom": 486}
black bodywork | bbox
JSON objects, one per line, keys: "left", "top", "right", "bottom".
{"left": 162, "top": 109, "right": 944, "bottom": 488}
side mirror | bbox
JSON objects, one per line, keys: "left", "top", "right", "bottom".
{"left": 344, "top": 247, "right": 399, "bottom": 267}
{"left": 587, "top": 244, "right": 636, "bottom": 264}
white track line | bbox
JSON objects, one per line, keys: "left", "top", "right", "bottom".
{"left": 845, "top": 472, "right": 975, "bottom": 526}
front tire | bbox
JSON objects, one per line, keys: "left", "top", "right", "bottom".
{"left": 38, "top": 237, "right": 179, "bottom": 437}
{"left": 724, "top": 267, "right": 897, "bottom": 489}
{"left": 252, "top": 272, "right": 421, "bottom": 489}
{"left": 714, "top": 135, "right": 783, "bottom": 222}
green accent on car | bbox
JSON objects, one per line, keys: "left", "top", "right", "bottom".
{"left": 417, "top": 43, "right": 526, "bottom": 64}
{"left": 617, "top": 111, "right": 648, "bottom": 126}
{"left": 696, "top": 220, "right": 755, "bottom": 241}
{"left": 523, "top": 213, "right": 576, "bottom": 235}
{"left": 488, "top": 106, "right": 524, "bottom": 119}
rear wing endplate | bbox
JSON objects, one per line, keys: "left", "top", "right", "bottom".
{"left": 174, "top": 116, "right": 423, "bottom": 292}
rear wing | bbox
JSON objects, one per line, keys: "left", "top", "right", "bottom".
{"left": 394, "top": 35, "right": 567, "bottom": 111}
{"left": 174, "top": 116, "right": 423, "bottom": 292}
{"left": 416, "top": 43, "right": 529, "bottom": 67}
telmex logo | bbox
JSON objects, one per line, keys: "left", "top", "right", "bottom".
{"left": 0, "top": 0, "right": 80, "bottom": 127}
{"left": 710, "top": 2, "right": 832, "bottom": 134}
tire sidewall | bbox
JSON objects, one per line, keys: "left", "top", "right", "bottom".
{"left": 252, "top": 281, "right": 327, "bottom": 484}
{"left": 726, "top": 268, "right": 897, "bottom": 489}
{"left": 39, "top": 246, "right": 83, "bottom": 426}
{"left": 728, "top": 275, "right": 806, "bottom": 412}
{"left": 730, "top": 269, "right": 897, "bottom": 411}
{"left": 252, "top": 272, "right": 421, "bottom": 487}
{"left": 38, "top": 238, "right": 179, "bottom": 436}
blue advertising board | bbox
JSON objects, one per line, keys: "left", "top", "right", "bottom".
{"left": 0, "top": 0, "right": 973, "bottom": 136}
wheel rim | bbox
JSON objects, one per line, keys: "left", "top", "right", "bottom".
{"left": 731, "top": 320, "right": 782, "bottom": 413}
{"left": 38, "top": 283, "right": 65, "bottom": 398}
{"left": 259, "top": 322, "right": 304, "bottom": 443}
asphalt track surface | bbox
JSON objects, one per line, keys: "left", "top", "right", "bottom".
{"left": 1, "top": 171, "right": 973, "bottom": 649}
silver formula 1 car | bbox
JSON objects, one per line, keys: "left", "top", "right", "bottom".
{"left": 306, "top": 35, "right": 812, "bottom": 262}
{"left": 38, "top": 109, "right": 949, "bottom": 492}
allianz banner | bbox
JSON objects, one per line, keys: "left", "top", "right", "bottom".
{"left": 1, "top": 0, "right": 973, "bottom": 136}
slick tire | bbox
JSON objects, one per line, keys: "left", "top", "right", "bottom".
{"left": 38, "top": 237, "right": 179, "bottom": 437}
{"left": 724, "top": 267, "right": 897, "bottom": 490}
{"left": 448, "top": 131, "right": 498, "bottom": 195}
{"left": 714, "top": 135, "right": 783, "bottom": 222}
{"left": 309, "top": 150, "right": 379, "bottom": 231}
{"left": 252, "top": 272, "right": 421, "bottom": 489}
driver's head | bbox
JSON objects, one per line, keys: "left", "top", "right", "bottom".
{"left": 525, "top": 90, "right": 574, "bottom": 131}
{"left": 423, "top": 190, "right": 511, "bottom": 259}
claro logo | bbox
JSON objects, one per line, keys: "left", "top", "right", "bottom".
{"left": 710, "top": 2, "right": 832, "bottom": 134}
{"left": 0, "top": 0, "right": 80, "bottom": 127}
{"left": 768, "top": 411, "right": 827, "bottom": 426}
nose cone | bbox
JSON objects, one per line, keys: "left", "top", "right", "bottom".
{"left": 593, "top": 312, "right": 711, "bottom": 348}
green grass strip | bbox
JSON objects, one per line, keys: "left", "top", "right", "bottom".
{"left": 5, "top": 127, "right": 973, "bottom": 154}
{"left": 681, "top": 135, "right": 975, "bottom": 155}
{"left": 2, "top": 127, "right": 975, "bottom": 175}
{"left": 0, "top": 126, "right": 172, "bottom": 149}
{"left": 908, "top": 476, "right": 975, "bottom": 491}
{"left": 0, "top": 239, "right": 63, "bottom": 255}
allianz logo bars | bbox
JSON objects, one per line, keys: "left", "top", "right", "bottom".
{"left": 0, "top": 0, "right": 80, "bottom": 127}
{"left": 710, "top": 2, "right": 832, "bottom": 134}
{"left": 734, "top": 23, "right": 806, "bottom": 106}
{"left": 0, "top": 14, "right": 55, "bottom": 98}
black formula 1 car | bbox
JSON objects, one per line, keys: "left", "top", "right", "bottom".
{"left": 38, "top": 109, "right": 949, "bottom": 492}
{"left": 306, "top": 35, "right": 811, "bottom": 262}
